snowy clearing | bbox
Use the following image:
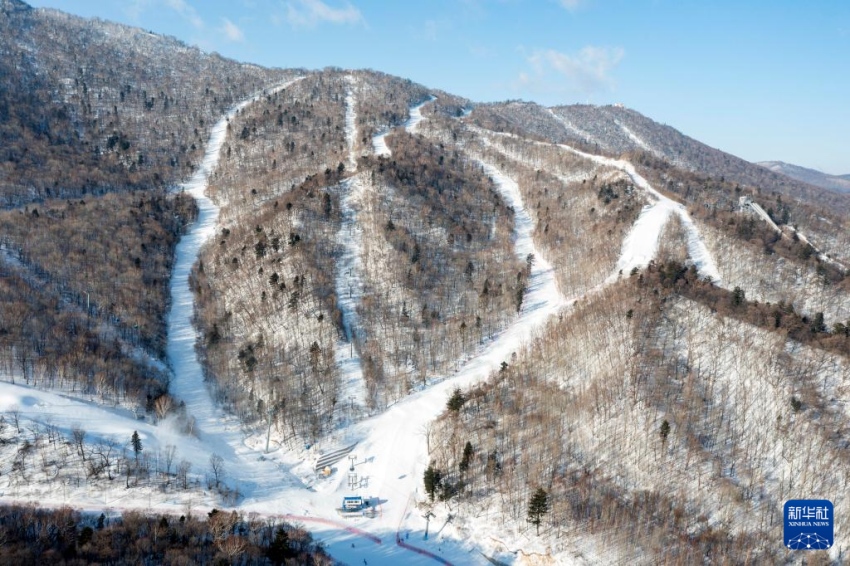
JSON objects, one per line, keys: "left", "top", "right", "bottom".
{"left": 333, "top": 84, "right": 368, "bottom": 413}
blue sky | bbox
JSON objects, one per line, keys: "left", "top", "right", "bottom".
{"left": 28, "top": 0, "right": 850, "bottom": 175}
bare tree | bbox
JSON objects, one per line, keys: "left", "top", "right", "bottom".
{"left": 209, "top": 453, "right": 225, "bottom": 489}
{"left": 177, "top": 459, "right": 192, "bottom": 490}
{"left": 71, "top": 425, "right": 86, "bottom": 462}
{"left": 9, "top": 406, "right": 21, "bottom": 434}
{"left": 163, "top": 444, "right": 177, "bottom": 477}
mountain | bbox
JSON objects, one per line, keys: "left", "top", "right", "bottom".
{"left": 1, "top": 2, "right": 849, "bottom": 565}
{"left": 0, "top": 0, "right": 292, "bottom": 206}
{"left": 759, "top": 160, "right": 850, "bottom": 193}
{"left": 472, "top": 101, "right": 850, "bottom": 215}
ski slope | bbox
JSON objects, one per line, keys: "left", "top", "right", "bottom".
{"left": 0, "top": 89, "right": 717, "bottom": 565}
{"left": 344, "top": 75, "right": 358, "bottom": 171}
{"left": 372, "top": 96, "right": 434, "bottom": 156}
{"left": 333, "top": 83, "right": 368, "bottom": 414}
{"left": 166, "top": 77, "right": 303, "bottom": 443}
{"left": 466, "top": 122, "right": 721, "bottom": 284}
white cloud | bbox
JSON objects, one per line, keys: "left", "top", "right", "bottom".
{"left": 558, "top": 0, "right": 585, "bottom": 10}
{"left": 525, "top": 46, "right": 624, "bottom": 94}
{"left": 282, "top": 0, "right": 364, "bottom": 28}
{"left": 221, "top": 18, "right": 245, "bottom": 42}
{"left": 126, "top": 0, "right": 204, "bottom": 29}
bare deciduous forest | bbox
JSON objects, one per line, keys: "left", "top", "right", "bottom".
{"left": 0, "top": 505, "right": 330, "bottom": 565}
{"left": 2, "top": 1, "right": 850, "bottom": 562}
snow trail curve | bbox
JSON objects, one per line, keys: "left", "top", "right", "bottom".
{"left": 166, "top": 77, "right": 303, "bottom": 441}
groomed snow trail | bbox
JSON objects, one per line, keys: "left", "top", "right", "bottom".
{"left": 284, "top": 103, "right": 569, "bottom": 564}
{"left": 545, "top": 110, "right": 721, "bottom": 281}
{"left": 477, "top": 118, "right": 721, "bottom": 283}
{"left": 333, "top": 78, "right": 368, "bottom": 412}
{"left": 166, "top": 78, "right": 303, "bottom": 444}
{"left": 567, "top": 148, "right": 721, "bottom": 283}
{"left": 468, "top": 122, "right": 720, "bottom": 282}
{"left": 547, "top": 107, "right": 605, "bottom": 150}
{"left": 405, "top": 95, "right": 436, "bottom": 133}
{"left": 372, "top": 96, "right": 434, "bottom": 156}
{"left": 743, "top": 198, "right": 847, "bottom": 271}
{"left": 344, "top": 75, "right": 358, "bottom": 171}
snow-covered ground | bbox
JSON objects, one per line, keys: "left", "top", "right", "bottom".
{"left": 462, "top": 122, "right": 720, "bottom": 285}
{"left": 744, "top": 199, "right": 782, "bottom": 233}
{"left": 547, "top": 108, "right": 605, "bottom": 150}
{"left": 344, "top": 75, "right": 358, "bottom": 171}
{"left": 405, "top": 95, "right": 436, "bottom": 133}
{"left": 0, "top": 87, "right": 730, "bottom": 564}
{"left": 372, "top": 128, "right": 392, "bottom": 157}
{"left": 333, "top": 83, "right": 368, "bottom": 414}
{"left": 556, "top": 143, "right": 721, "bottom": 283}
{"left": 372, "top": 96, "right": 434, "bottom": 156}
{"left": 166, "top": 77, "right": 303, "bottom": 443}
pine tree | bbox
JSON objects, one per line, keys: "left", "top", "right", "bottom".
{"left": 459, "top": 441, "right": 474, "bottom": 474}
{"left": 447, "top": 388, "right": 465, "bottom": 412}
{"left": 423, "top": 463, "right": 442, "bottom": 502}
{"left": 131, "top": 430, "right": 142, "bottom": 463}
{"left": 527, "top": 487, "right": 549, "bottom": 535}
{"left": 267, "top": 527, "right": 293, "bottom": 564}
{"left": 660, "top": 420, "right": 670, "bottom": 443}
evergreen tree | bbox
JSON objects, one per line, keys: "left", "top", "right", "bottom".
{"left": 732, "top": 286, "right": 746, "bottom": 307}
{"left": 423, "top": 463, "right": 442, "bottom": 502}
{"left": 660, "top": 420, "right": 670, "bottom": 443}
{"left": 131, "top": 430, "right": 142, "bottom": 463}
{"left": 267, "top": 527, "right": 293, "bottom": 564}
{"left": 527, "top": 487, "right": 549, "bottom": 535}
{"left": 447, "top": 388, "right": 465, "bottom": 412}
{"left": 459, "top": 441, "right": 474, "bottom": 474}
{"left": 810, "top": 312, "right": 826, "bottom": 333}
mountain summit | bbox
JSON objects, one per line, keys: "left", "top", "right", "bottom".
{"left": 0, "top": 3, "right": 849, "bottom": 565}
{"left": 759, "top": 160, "right": 850, "bottom": 193}
{"left": 0, "top": 0, "right": 31, "bottom": 13}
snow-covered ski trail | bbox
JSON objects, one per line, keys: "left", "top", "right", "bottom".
{"left": 166, "top": 77, "right": 303, "bottom": 444}
{"left": 372, "top": 96, "right": 434, "bottom": 156}
{"left": 470, "top": 121, "right": 722, "bottom": 283}
{"left": 344, "top": 75, "right": 358, "bottom": 171}
{"left": 547, "top": 114, "right": 721, "bottom": 281}
{"left": 405, "top": 95, "right": 436, "bottom": 133}
{"left": 547, "top": 107, "right": 605, "bottom": 150}
{"left": 563, "top": 147, "right": 722, "bottom": 283}
{"left": 289, "top": 105, "right": 569, "bottom": 565}
{"left": 333, "top": 77, "right": 368, "bottom": 413}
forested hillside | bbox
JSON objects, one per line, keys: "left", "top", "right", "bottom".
{"left": 0, "top": 0, "right": 292, "bottom": 409}
{"left": 1, "top": 1, "right": 850, "bottom": 564}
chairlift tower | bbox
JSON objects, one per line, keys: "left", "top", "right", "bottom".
{"left": 348, "top": 454, "right": 358, "bottom": 490}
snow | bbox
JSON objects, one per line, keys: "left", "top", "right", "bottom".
{"left": 554, "top": 142, "right": 722, "bottom": 283}
{"left": 0, "top": 84, "right": 729, "bottom": 564}
{"left": 405, "top": 96, "right": 436, "bottom": 133}
{"left": 372, "top": 96, "right": 435, "bottom": 157}
{"left": 0, "top": 244, "right": 167, "bottom": 377}
{"left": 741, "top": 199, "right": 847, "bottom": 273}
{"left": 344, "top": 75, "right": 358, "bottom": 171}
{"left": 547, "top": 108, "right": 604, "bottom": 150}
{"left": 745, "top": 200, "right": 782, "bottom": 233}
{"left": 333, "top": 83, "right": 368, "bottom": 413}
{"left": 372, "top": 128, "right": 392, "bottom": 157}
{"left": 166, "top": 77, "right": 303, "bottom": 442}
